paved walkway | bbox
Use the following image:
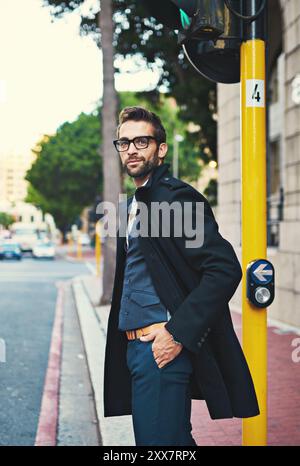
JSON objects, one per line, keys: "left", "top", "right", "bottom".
{"left": 190, "top": 311, "right": 300, "bottom": 446}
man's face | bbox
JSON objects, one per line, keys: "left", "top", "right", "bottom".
{"left": 118, "top": 120, "right": 168, "bottom": 179}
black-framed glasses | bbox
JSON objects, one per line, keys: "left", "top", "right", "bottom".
{"left": 113, "top": 135, "right": 157, "bottom": 152}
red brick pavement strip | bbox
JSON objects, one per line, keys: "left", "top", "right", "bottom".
{"left": 67, "top": 249, "right": 95, "bottom": 261}
{"left": 34, "top": 282, "right": 65, "bottom": 446}
{"left": 191, "top": 311, "right": 300, "bottom": 446}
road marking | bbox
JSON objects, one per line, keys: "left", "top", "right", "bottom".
{"left": 85, "top": 261, "right": 97, "bottom": 275}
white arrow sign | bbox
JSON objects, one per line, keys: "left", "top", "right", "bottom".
{"left": 253, "top": 263, "right": 273, "bottom": 282}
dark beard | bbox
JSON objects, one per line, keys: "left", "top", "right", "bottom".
{"left": 125, "top": 150, "right": 160, "bottom": 179}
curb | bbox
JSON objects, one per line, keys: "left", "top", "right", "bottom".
{"left": 71, "top": 276, "right": 135, "bottom": 446}
{"left": 230, "top": 304, "right": 300, "bottom": 335}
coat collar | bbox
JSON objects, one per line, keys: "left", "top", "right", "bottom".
{"left": 125, "top": 162, "right": 171, "bottom": 211}
{"left": 135, "top": 162, "right": 171, "bottom": 193}
{"left": 118, "top": 163, "right": 171, "bottom": 260}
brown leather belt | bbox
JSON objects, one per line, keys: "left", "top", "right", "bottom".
{"left": 126, "top": 322, "right": 167, "bottom": 340}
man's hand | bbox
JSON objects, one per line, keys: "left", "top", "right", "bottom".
{"left": 140, "top": 324, "right": 183, "bottom": 368}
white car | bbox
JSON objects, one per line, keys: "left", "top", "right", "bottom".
{"left": 12, "top": 228, "right": 38, "bottom": 253}
{"left": 32, "top": 241, "right": 55, "bottom": 259}
{"left": 78, "top": 233, "right": 90, "bottom": 246}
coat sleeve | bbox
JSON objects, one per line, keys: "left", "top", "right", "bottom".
{"left": 164, "top": 184, "right": 242, "bottom": 354}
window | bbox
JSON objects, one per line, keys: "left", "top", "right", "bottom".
{"left": 269, "top": 140, "right": 280, "bottom": 195}
{"left": 267, "top": 139, "right": 283, "bottom": 247}
{"left": 270, "top": 62, "right": 279, "bottom": 104}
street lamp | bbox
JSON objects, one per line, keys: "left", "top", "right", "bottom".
{"left": 173, "top": 133, "right": 184, "bottom": 178}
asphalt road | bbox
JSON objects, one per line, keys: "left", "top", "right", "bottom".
{"left": 0, "top": 251, "right": 92, "bottom": 446}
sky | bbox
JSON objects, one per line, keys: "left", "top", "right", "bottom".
{"left": 0, "top": 0, "right": 159, "bottom": 156}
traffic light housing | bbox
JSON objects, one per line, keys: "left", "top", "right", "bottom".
{"left": 143, "top": 0, "right": 243, "bottom": 83}
{"left": 177, "top": 0, "right": 226, "bottom": 43}
{"left": 143, "top": 0, "right": 226, "bottom": 41}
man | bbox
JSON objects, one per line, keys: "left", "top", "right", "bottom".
{"left": 104, "top": 106, "right": 259, "bottom": 446}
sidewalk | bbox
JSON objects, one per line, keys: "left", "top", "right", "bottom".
{"left": 72, "top": 272, "right": 300, "bottom": 446}
{"left": 57, "top": 244, "right": 96, "bottom": 262}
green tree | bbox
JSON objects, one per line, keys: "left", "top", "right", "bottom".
{"left": 204, "top": 178, "right": 217, "bottom": 207}
{"left": 114, "top": 1, "right": 217, "bottom": 164}
{"left": 43, "top": 1, "right": 217, "bottom": 165}
{"left": 43, "top": 0, "right": 121, "bottom": 304}
{"left": 0, "top": 212, "right": 14, "bottom": 229}
{"left": 26, "top": 112, "right": 102, "bottom": 238}
{"left": 43, "top": 0, "right": 217, "bottom": 292}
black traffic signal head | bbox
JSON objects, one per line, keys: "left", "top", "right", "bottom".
{"left": 142, "top": 0, "right": 242, "bottom": 84}
{"left": 143, "top": 0, "right": 225, "bottom": 42}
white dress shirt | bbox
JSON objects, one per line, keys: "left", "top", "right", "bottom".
{"left": 125, "top": 175, "right": 171, "bottom": 322}
{"left": 126, "top": 177, "right": 150, "bottom": 247}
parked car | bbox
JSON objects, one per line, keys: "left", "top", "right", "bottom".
{"left": 32, "top": 241, "right": 55, "bottom": 259}
{"left": 0, "top": 241, "right": 22, "bottom": 260}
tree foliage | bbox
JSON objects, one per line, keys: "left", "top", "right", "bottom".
{"left": 204, "top": 178, "right": 218, "bottom": 207}
{"left": 43, "top": 0, "right": 217, "bottom": 165}
{"left": 114, "top": 1, "right": 217, "bottom": 165}
{"left": 118, "top": 92, "right": 202, "bottom": 196}
{"left": 26, "top": 112, "right": 102, "bottom": 234}
{"left": 0, "top": 212, "right": 14, "bottom": 228}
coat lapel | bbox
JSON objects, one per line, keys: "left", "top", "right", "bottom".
{"left": 115, "top": 195, "right": 132, "bottom": 267}
{"left": 114, "top": 163, "right": 171, "bottom": 293}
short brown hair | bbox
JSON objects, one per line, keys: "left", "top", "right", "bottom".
{"left": 117, "top": 106, "right": 166, "bottom": 144}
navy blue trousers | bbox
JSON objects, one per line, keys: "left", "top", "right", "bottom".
{"left": 126, "top": 339, "right": 197, "bottom": 446}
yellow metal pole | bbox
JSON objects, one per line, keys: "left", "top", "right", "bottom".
{"left": 68, "top": 234, "right": 72, "bottom": 254}
{"left": 95, "top": 222, "right": 101, "bottom": 276}
{"left": 241, "top": 38, "right": 267, "bottom": 446}
{"left": 68, "top": 235, "right": 73, "bottom": 254}
{"left": 77, "top": 232, "right": 82, "bottom": 260}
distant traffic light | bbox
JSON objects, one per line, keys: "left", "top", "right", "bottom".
{"left": 142, "top": 0, "right": 243, "bottom": 83}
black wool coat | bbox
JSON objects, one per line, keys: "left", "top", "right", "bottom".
{"left": 103, "top": 163, "right": 260, "bottom": 420}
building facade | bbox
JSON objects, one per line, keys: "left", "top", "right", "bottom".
{"left": 0, "top": 151, "right": 34, "bottom": 203}
{"left": 216, "top": 0, "right": 300, "bottom": 326}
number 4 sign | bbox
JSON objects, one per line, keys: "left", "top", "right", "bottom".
{"left": 246, "top": 79, "right": 265, "bottom": 108}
